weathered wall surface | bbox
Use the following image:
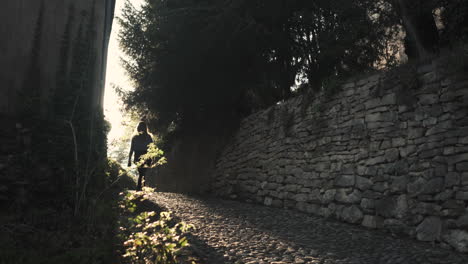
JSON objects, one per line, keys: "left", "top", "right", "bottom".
{"left": 0, "top": 0, "right": 115, "bottom": 115}
{"left": 148, "top": 120, "right": 238, "bottom": 194}
{"left": 212, "top": 62, "right": 468, "bottom": 252}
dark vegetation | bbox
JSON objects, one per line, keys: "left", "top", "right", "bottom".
{"left": 118, "top": 0, "right": 468, "bottom": 141}
{"left": 0, "top": 4, "right": 134, "bottom": 264}
{"left": 118, "top": 188, "right": 196, "bottom": 264}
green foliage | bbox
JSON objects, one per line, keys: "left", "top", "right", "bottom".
{"left": 106, "top": 158, "right": 137, "bottom": 189}
{"left": 118, "top": 0, "right": 398, "bottom": 133}
{"left": 135, "top": 142, "right": 167, "bottom": 169}
{"left": 118, "top": 188, "right": 195, "bottom": 264}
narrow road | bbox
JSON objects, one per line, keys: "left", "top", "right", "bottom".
{"left": 151, "top": 193, "right": 468, "bottom": 264}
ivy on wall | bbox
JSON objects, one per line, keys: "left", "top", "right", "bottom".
{"left": 18, "top": 1, "right": 110, "bottom": 216}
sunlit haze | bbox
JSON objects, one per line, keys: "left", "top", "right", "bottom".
{"left": 104, "top": 0, "right": 145, "bottom": 147}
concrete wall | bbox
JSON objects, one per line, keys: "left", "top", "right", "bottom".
{"left": 212, "top": 61, "right": 468, "bottom": 252}
{"left": 0, "top": 0, "right": 115, "bottom": 116}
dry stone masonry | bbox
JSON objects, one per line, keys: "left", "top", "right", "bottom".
{"left": 212, "top": 61, "right": 468, "bottom": 253}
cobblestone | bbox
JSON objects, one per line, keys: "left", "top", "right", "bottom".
{"left": 151, "top": 193, "right": 468, "bottom": 264}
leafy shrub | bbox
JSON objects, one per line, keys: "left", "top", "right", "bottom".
{"left": 135, "top": 143, "right": 167, "bottom": 169}
{"left": 118, "top": 188, "right": 195, "bottom": 264}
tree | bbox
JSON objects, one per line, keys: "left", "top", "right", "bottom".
{"left": 385, "top": 0, "right": 468, "bottom": 60}
{"left": 118, "top": 0, "right": 399, "bottom": 134}
{"left": 390, "top": 0, "right": 439, "bottom": 60}
{"left": 437, "top": 0, "right": 468, "bottom": 45}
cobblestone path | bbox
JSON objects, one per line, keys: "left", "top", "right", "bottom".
{"left": 151, "top": 193, "right": 468, "bottom": 264}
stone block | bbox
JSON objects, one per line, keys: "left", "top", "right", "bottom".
{"left": 272, "top": 199, "right": 283, "bottom": 208}
{"left": 315, "top": 162, "right": 331, "bottom": 172}
{"left": 461, "top": 173, "right": 468, "bottom": 186}
{"left": 320, "top": 189, "right": 336, "bottom": 204}
{"left": 442, "top": 200, "right": 465, "bottom": 209}
{"left": 383, "top": 219, "right": 410, "bottom": 235}
{"left": 442, "top": 208, "right": 465, "bottom": 217}
{"left": 308, "top": 189, "right": 321, "bottom": 202}
{"left": 421, "top": 177, "right": 444, "bottom": 194}
{"left": 419, "top": 93, "right": 438, "bottom": 105}
{"left": 407, "top": 178, "right": 426, "bottom": 196}
{"left": 396, "top": 161, "right": 410, "bottom": 175}
{"left": 392, "top": 137, "right": 406, "bottom": 147}
{"left": 399, "top": 145, "right": 416, "bottom": 158}
{"left": 425, "top": 121, "right": 452, "bottom": 136}
{"left": 381, "top": 93, "right": 396, "bottom": 105}
{"left": 341, "top": 205, "right": 363, "bottom": 224}
{"left": 419, "top": 148, "right": 442, "bottom": 159}
{"left": 456, "top": 162, "right": 468, "bottom": 172}
{"left": 434, "top": 190, "right": 454, "bottom": 201}
{"left": 294, "top": 193, "right": 308, "bottom": 202}
{"left": 360, "top": 198, "right": 375, "bottom": 209}
{"left": 455, "top": 191, "right": 468, "bottom": 200}
{"left": 366, "top": 156, "right": 386, "bottom": 166}
{"left": 375, "top": 195, "right": 408, "bottom": 219}
{"left": 305, "top": 203, "right": 320, "bottom": 215}
{"left": 443, "top": 230, "right": 468, "bottom": 253}
{"left": 284, "top": 184, "right": 299, "bottom": 192}
{"left": 285, "top": 176, "right": 297, "bottom": 184}
{"left": 448, "top": 153, "right": 468, "bottom": 166}
{"left": 460, "top": 136, "right": 468, "bottom": 145}
{"left": 390, "top": 176, "right": 407, "bottom": 193}
{"left": 422, "top": 117, "right": 438, "bottom": 126}
{"left": 296, "top": 202, "right": 307, "bottom": 212}
{"left": 341, "top": 164, "right": 355, "bottom": 174}
{"left": 284, "top": 200, "right": 296, "bottom": 209}
{"left": 372, "top": 182, "right": 389, "bottom": 193}
{"left": 445, "top": 172, "right": 460, "bottom": 187}
{"left": 266, "top": 183, "right": 279, "bottom": 190}
{"left": 408, "top": 128, "right": 425, "bottom": 139}
{"left": 356, "top": 176, "right": 372, "bottom": 191}
{"left": 318, "top": 207, "right": 332, "bottom": 218}
{"left": 412, "top": 202, "right": 442, "bottom": 215}
{"left": 416, "top": 217, "right": 442, "bottom": 242}
{"left": 264, "top": 197, "right": 273, "bottom": 206}
{"left": 434, "top": 164, "right": 448, "bottom": 177}
{"left": 365, "top": 98, "right": 381, "bottom": 109}
{"left": 385, "top": 148, "right": 400, "bottom": 162}
{"left": 335, "top": 175, "right": 355, "bottom": 187}
{"left": 365, "top": 112, "right": 395, "bottom": 123}
{"left": 362, "top": 215, "right": 383, "bottom": 229}
{"left": 456, "top": 215, "right": 468, "bottom": 228}
{"left": 356, "top": 165, "right": 367, "bottom": 176}
{"left": 335, "top": 189, "right": 362, "bottom": 204}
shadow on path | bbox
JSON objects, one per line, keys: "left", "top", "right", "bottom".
{"left": 152, "top": 193, "right": 468, "bottom": 264}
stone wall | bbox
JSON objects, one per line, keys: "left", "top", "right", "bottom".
{"left": 212, "top": 61, "right": 468, "bottom": 252}
{"left": 0, "top": 0, "right": 115, "bottom": 115}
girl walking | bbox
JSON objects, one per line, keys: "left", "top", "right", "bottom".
{"left": 128, "top": 121, "right": 153, "bottom": 190}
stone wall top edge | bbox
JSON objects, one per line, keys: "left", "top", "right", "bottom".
{"left": 241, "top": 62, "right": 446, "bottom": 125}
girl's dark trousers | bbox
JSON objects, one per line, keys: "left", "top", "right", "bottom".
{"left": 134, "top": 151, "right": 149, "bottom": 191}
{"left": 137, "top": 168, "right": 147, "bottom": 190}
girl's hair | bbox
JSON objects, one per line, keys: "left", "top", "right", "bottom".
{"left": 136, "top": 121, "right": 149, "bottom": 134}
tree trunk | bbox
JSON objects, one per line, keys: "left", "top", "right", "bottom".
{"left": 397, "top": 0, "right": 439, "bottom": 60}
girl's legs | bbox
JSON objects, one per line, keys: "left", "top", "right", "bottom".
{"left": 136, "top": 167, "right": 146, "bottom": 191}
